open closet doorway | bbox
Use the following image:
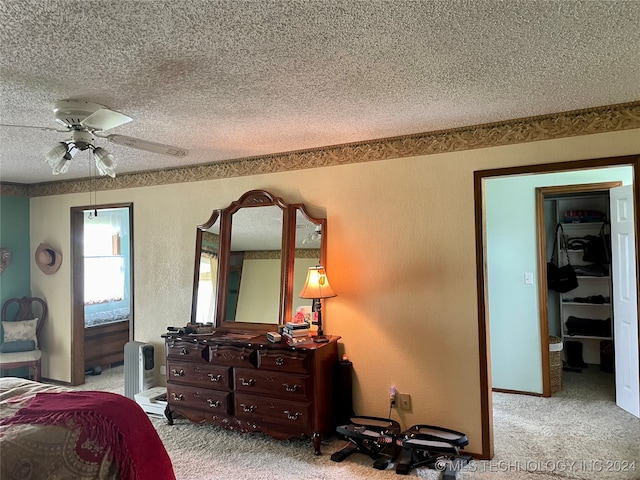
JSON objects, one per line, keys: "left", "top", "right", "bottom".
{"left": 474, "top": 154, "right": 640, "bottom": 459}
{"left": 536, "top": 182, "right": 623, "bottom": 397}
{"left": 70, "top": 203, "right": 133, "bottom": 386}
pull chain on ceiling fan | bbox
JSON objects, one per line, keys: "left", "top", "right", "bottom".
{"left": 1, "top": 99, "right": 189, "bottom": 178}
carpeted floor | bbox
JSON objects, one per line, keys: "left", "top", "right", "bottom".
{"left": 478, "top": 368, "right": 639, "bottom": 480}
{"left": 73, "top": 366, "right": 639, "bottom": 479}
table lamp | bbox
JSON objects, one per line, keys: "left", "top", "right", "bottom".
{"left": 298, "top": 266, "right": 336, "bottom": 343}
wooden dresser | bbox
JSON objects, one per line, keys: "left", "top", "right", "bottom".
{"left": 162, "top": 331, "right": 340, "bottom": 454}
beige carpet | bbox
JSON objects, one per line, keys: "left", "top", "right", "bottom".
{"left": 72, "top": 366, "right": 639, "bottom": 479}
{"left": 473, "top": 368, "right": 640, "bottom": 480}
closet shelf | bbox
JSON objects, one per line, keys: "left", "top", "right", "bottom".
{"left": 561, "top": 302, "right": 611, "bottom": 306}
{"left": 560, "top": 221, "right": 606, "bottom": 227}
{"left": 563, "top": 334, "right": 612, "bottom": 341}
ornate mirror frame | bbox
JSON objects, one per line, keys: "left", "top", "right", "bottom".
{"left": 190, "top": 190, "right": 327, "bottom": 332}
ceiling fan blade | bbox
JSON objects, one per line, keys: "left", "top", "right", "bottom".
{"left": 104, "top": 134, "right": 188, "bottom": 157}
{"left": 81, "top": 108, "right": 132, "bottom": 131}
{"left": 0, "top": 123, "right": 69, "bottom": 133}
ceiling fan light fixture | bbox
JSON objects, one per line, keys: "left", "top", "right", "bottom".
{"left": 46, "top": 147, "right": 71, "bottom": 175}
{"left": 93, "top": 147, "right": 117, "bottom": 178}
{"left": 52, "top": 158, "right": 71, "bottom": 175}
{"left": 45, "top": 142, "right": 69, "bottom": 166}
{"left": 45, "top": 141, "right": 79, "bottom": 175}
{"left": 301, "top": 225, "right": 322, "bottom": 245}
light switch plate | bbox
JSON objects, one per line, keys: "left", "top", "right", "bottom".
{"left": 399, "top": 393, "right": 412, "bottom": 411}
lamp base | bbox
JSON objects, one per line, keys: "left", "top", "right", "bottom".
{"left": 313, "top": 335, "right": 330, "bottom": 343}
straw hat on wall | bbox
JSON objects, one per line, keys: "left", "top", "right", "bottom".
{"left": 35, "top": 243, "right": 62, "bottom": 274}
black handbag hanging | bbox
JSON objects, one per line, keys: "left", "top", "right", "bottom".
{"left": 582, "top": 222, "right": 611, "bottom": 265}
{"left": 547, "top": 223, "right": 579, "bottom": 293}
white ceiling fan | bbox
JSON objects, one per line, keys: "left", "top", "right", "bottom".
{"left": 0, "top": 99, "right": 189, "bottom": 178}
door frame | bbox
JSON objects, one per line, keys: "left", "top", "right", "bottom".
{"left": 70, "top": 203, "right": 134, "bottom": 386}
{"left": 473, "top": 154, "right": 640, "bottom": 459}
{"left": 535, "top": 181, "right": 622, "bottom": 397}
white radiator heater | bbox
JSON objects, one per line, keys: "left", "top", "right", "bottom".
{"left": 124, "top": 341, "right": 155, "bottom": 400}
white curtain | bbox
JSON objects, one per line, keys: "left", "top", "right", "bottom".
{"left": 196, "top": 253, "right": 218, "bottom": 323}
{"left": 84, "top": 211, "right": 126, "bottom": 305}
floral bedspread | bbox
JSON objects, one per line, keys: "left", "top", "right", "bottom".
{"left": 0, "top": 377, "right": 175, "bottom": 480}
{"left": 0, "top": 378, "right": 118, "bottom": 479}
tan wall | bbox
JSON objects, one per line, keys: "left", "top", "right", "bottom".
{"left": 236, "top": 258, "right": 281, "bottom": 323}
{"left": 29, "top": 128, "right": 640, "bottom": 454}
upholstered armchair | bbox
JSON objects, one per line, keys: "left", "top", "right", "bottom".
{"left": 0, "top": 297, "right": 47, "bottom": 382}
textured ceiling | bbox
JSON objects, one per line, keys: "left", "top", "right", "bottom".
{"left": 1, "top": 0, "right": 639, "bottom": 185}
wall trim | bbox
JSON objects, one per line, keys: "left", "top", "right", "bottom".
{"left": 492, "top": 388, "right": 543, "bottom": 397}
{"left": 2, "top": 101, "right": 639, "bottom": 198}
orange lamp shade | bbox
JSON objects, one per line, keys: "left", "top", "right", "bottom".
{"left": 298, "top": 266, "right": 336, "bottom": 299}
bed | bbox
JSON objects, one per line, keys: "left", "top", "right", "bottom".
{"left": 0, "top": 377, "right": 175, "bottom": 480}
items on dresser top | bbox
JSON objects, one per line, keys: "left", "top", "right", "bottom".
{"left": 282, "top": 321, "right": 311, "bottom": 341}
{"left": 266, "top": 331, "right": 282, "bottom": 343}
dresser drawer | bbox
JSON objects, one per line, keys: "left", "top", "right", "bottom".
{"left": 234, "top": 367, "right": 310, "bottom": 401}
{"left": 167, "top": 384, "right": 231, "bottom": 415}
{"left": 209, "top": 344, "right": 255, "bottom": 367}
{"left": 167, "top": 360, "right": 231, "bottom": 390}
{"left": 258, "top": 350, "right": 309, "bottom": 373}
{"left": 166, "top": 340, "right": 208, "bottom": 363}
{"left": 234, "top": 393, "right": 311, "bottom": 428}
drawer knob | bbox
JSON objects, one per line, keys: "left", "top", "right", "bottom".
{"left": 172, "top": 369, "right": 185, "bottom": 377}
{"left": 172, "top": 393, "right": 185, "bottom": 401}
{"left": 284, "top": 410, "right": 301, "bottom": 421}
{"left": 283, "top": 383, "right": 301, "bottom": 392}
{"left": 208, "top": 373, "right": 222, "bottom": 382}
{"left": 240, "top": 378, "right": 255, "bottom": 387}
{"left": 275, "top": 356, "right": 285, "bottom": 366}
{"left": 180, "top": 347, "right": 188, "bottom": 355}
{"left": 207, "top": 399, "right": 222, "bottom": 408}
{"left": 240, "top": 403, "right": 256, "bottom": 413}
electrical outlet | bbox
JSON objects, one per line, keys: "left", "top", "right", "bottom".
{"left": 389, "top": 386, "right": 397, "bottom": 407}
{"left": 399, "top": 393, "right": 412, "bottom": 411}
{"left": 160, "top": 365, "right": 166, "bottom": 375}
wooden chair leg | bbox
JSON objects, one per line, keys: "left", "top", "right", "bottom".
{"left": 33, "top": 362, "right": 41, "bottom": 382}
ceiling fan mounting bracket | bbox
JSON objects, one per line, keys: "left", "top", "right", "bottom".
{"left": 71, "top": 130, "right": 95, "bottom": 150}
{"left": 53, "top": 99, "right": 106, "bottom": 128}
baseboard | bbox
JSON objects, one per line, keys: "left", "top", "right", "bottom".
{"left": 492, "top": 387, "right": 543, "bottom": 397}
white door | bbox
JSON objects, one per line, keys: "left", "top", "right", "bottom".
{"left": 610, "top": 185, "right": 640, "bottom": 417}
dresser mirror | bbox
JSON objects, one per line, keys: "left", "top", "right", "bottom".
{"left": 190, "top": 190, "right": 326, "bottom": 331}
{"left": 292, "top": 209, "right": 323, "bottom": 316}
{"left": 191, "top": 212, "right": 221, "bottom": 324}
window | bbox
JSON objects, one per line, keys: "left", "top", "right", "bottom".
{"left": 196, "top": 252, "right": 218, "bottom": 323}
{"left": 84, "top": 223, "right": 124, "bottom": 305}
